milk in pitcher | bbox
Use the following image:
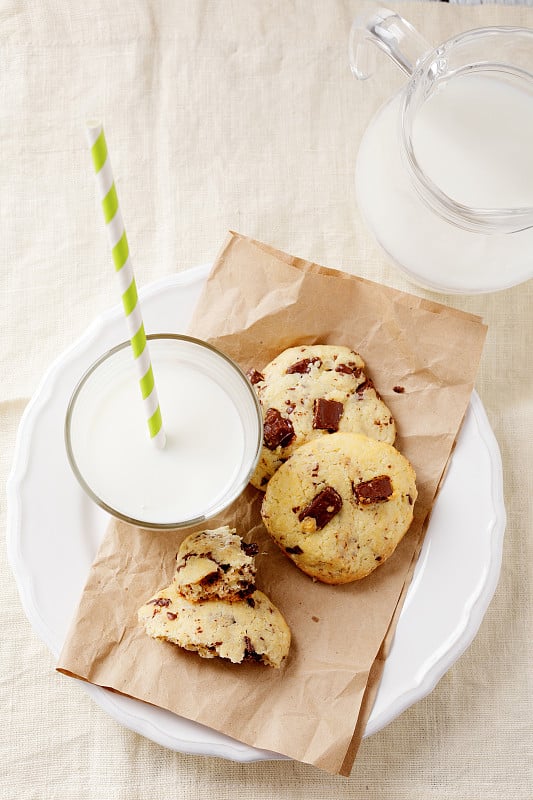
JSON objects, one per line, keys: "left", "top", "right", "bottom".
{"left": 356, "top": 71, "right": 533, "bottom": 292}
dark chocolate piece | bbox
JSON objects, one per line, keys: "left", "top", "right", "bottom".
{"left": 298, "top": 486, "right": 343, "bottom": 530}
{"left": 166, "top": 612, "right": 177, "bottom": 620}
{"left": 335, "top": 362, "right": 363, "bottom": 378}
{"left": 247, "top": 368, "right": 264, "bottom": 385}
{"left": 240, "top": 541, "right": 259, "bottom": 557}
{"left": 393, "top": 385, "right": 405, "bottom": 393}
{"left": 356, "top": 378, "right": 374, "bottom": 395}
{"left": 238, "top": 584, "right": 256, "bottom": 599}
{"left": 285, "top": 545, "right": 303, "bottom": 555}
{"left": 263, "top": 407, "right": 295, "bottom": 449}
{"left": 312, "top": 398, "right": 343, "bottom": 431}
{"left": 201, "top": 571, "right": 220, "bottom": 585}
{"left": 353, "top": 475, "right": 393, "bottom": 504}
{"left": 147, "top": 597, "right": 171, "bottom": 607}
{"left": 286, "top": 357, "right": 322, "bottom": 374}
{"left": 243, "top": 636, "right": 262, "bottom": 662}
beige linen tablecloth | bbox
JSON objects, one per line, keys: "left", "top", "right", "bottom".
{"left": 1, "top": 1, "right": 532, "bottom": 797}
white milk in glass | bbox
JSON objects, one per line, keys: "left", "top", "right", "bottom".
{"left": 356, "top": 72, "right": 533, "bottom": 292}
{"left": 67, "top": 337, "right": 261, "bottom": 527}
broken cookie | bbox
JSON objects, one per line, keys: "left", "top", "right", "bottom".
{"left": 174, "top": 525, "right": 258, "bottom": 602}
{"left": 138, "top": 527, "right": 291, "bottom": 668}
{"left": 138, "top": 585, "right": 291, "bottom": 668}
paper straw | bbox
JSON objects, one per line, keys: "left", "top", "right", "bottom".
{"left": 85, "top": 121, "right": 166, "bottom": 449}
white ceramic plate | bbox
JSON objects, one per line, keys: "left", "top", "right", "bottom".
{"left": 7, "top": 264, "right": 506, "bottom": 761}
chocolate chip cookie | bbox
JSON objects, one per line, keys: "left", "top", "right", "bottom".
{"left": 247, "top": 345, "right": 396, "bottom": 490}
{"left": 138, "top": 527, "right": 291, "bottom": 667}
{"left": 173, "top": 525, "right": 258, "bottom": 602}
{"left": 261, "top": 432, "right": 417, "bottom": 584}
{"left": 138, "top": 585, "right": 291, "bottom": 668}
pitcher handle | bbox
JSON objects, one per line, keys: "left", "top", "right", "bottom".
{"left": 349, "top": 7, "right": 432, "bottom": 79}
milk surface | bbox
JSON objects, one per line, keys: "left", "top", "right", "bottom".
{"left": 411, "top": 72, "right": 533, "bottom": 209}
{"left": 355, "top": 71, "right": 533, "bottom": 292}
{"left": 69, "top": 342, "right": 257, "bottom": 525}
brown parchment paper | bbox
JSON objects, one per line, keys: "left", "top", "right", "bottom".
{"left": 57, "top": 232, "right": 487, "bottom": 775}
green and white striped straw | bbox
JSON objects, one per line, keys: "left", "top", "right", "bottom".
{"left": 86, "top": 121, "right": 166, "bottom": 449}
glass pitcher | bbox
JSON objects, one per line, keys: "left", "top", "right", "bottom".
{"left": 350, "top": 7, "right": 533, "bottom": 293}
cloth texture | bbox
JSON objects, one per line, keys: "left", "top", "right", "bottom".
{"left": 1, "top": 1, "right": 532, "bottom": 797}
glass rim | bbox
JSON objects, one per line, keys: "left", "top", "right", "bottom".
{"left": 64, "top": 333, "right": 263, "bottom": 530}
{"left": 401, "top": 25, "right": 533, "bottom": 234}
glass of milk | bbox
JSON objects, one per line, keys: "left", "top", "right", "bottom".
{"left": 350, "top": 8, "right": 533, "bottom": 293}
{"left": 65, "top": 335, "right": 263, "bottom": 529}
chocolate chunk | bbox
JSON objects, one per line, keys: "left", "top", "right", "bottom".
{"left": 246, "top": 368, "right": 264, "bottom": 385}
{"left": 201, "top": 571, "right": 220, "bottom": 585}
{"left": 243, "top": 636, "right": 262, "bottom": 662}
{"left": 298, "top": 486, "right": 343, "bottom": 530}
{"left": 166, "top": 611, "right": 177, "bottom": 620}
{"left": 286, "top": 357, "right": 322, "bottom": 374}
{"left": 356, "top": 378, "right": 374, "bottom": 395}
{"left": 393, "top": 385, "right": 405, "bottom": 393}
{"left": 335, "top": 362, "right": 363, "bottom": 378}
{"left": 240, "top": 541, "right": 259, "bottom": 557}
{"left": 353, "top": 475, "right": 393, "bottom": 504}
{"left": 312, "top": 398, "right": 344, "bottom": 432}
{"left": 285, "top": 545, "right": 303, "bottom": 554}
{"left": 147, "top": 597, "right": 171, "bottom": 607}
{"left": 263, "top": 407, "right": 295, "bottom": 449}
{"left": 246, "top": 596, "right": 256, "bottom": 608}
